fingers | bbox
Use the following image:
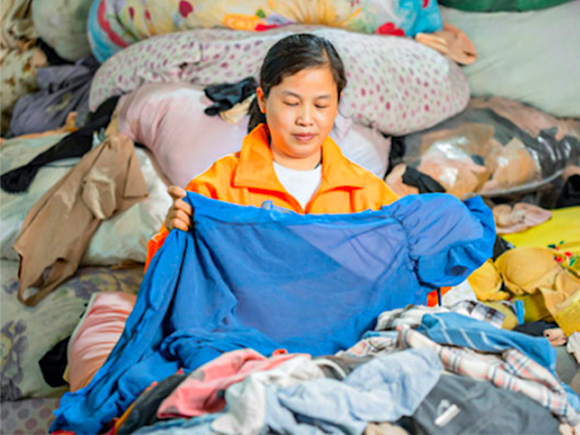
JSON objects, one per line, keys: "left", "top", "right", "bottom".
{"left": 167, "top": 185, "right": 186, "bottom": 201}
{"left": 165, "top": 185, "right": 194, "bottom": 232}
{"left": 173, "top": 198, "right": 193, "bottom": 217}
{"left": 165, "top": 207, "right": 193, "bottom": 232}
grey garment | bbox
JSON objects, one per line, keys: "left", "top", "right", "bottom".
{"left": 263, "top": 348, "right": 443, "bottom": 434}
{"left": 10, "top": 55, "right": 99, "bottom": 136}
{"left": 556, "top": 346, "right": 580, "bottom": 393}
{"left": 412, "top": 373, "right": 561, "bottom": 435}
{"left": 314, "top": 355, "right": 375, "bottom": 380}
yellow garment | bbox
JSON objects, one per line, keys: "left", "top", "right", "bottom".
{"left": 468, "top": 245, "right": 580, "bottom": 328}
{"left": 467, "top": 259, "right": 509, "bottom": 301}
{"left": 513, "top": 292, "right": 553, "bottom": 323}
{"left": 496, "top": 246, "right": 561, "bottom": 295}
{"left": 540, "top": 271, "right": 580, "bottom": 336}
{"left": 481, "top": 301, "right": 519, "bottom": 330}
{"left": 502, "top": 206, "right": 580, "bottom": 256}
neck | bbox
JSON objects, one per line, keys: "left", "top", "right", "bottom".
{"left": 271, "top": 148, "right": 322, "bottom": 171}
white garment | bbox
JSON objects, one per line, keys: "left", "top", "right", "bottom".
{"left": 212, "top": 356, "right": 325, "bottom": 435}
{"left": 273, "top": 162, "right": 321, "bottom": 209}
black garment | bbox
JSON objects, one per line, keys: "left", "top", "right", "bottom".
{"left": 1, "top": 96, "right": 119, "bottom": 193}
{"left": 401, "top": 166, "right": 446, "bottom": 194}
{"left": 513, "top": 321, "right": 558, "bottom": 337}
{"left": 36, "top": 39, "right": 73, "bottom": 66}
{"left": 204, "top": 77, "right": 258, "bottom": 116}
{"left": 492, "top": 236, "right": 514, "bottom": 260}
{"left": 39, "top": 337, "right": 70, "bottom": 388}
{"left": 386, "top": 135, "right": 406, "bottom": 178}
{"left": 117, "top": 372, "right": 188, "bottom": 434}
{"left": 555, "top": 174, "right": 580, "bottom": 208}
{"left": 412, "top": 374, "right": 560, "bottom": 434}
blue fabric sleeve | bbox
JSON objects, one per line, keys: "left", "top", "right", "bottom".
{"left": 389, "top": 194, "right": 495, "bottom": 288}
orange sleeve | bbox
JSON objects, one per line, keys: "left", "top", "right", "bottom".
{"left": 144, "top": 159, "right": 233, "bottom": 272}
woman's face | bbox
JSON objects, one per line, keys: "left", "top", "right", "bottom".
{"left": 257, "top": 65, "right": 340, "bottom": 170}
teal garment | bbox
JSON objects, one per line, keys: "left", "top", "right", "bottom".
{"left": 439, "top": 0, "right": 572, "bottom": 12}
{"left": 52, "top": 193, "right": 494, "bottom": 434}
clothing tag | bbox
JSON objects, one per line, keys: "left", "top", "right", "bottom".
{"left": 434, "top": 401, "right": 460, "bottom": 427}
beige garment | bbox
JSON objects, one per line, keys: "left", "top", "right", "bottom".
{"left": 364, "top": 422, "right": 409, "bottom": 435}
{"left": 416, "top": 21, "right": 477, "bottom": 65}
{"left": 13, "top": 134, "right": 148, "bottom": 306}
{"left": 544, "top": 328, "right": 567, "bottom": 346}
{"left": 219, "top": 94, "right": 255, "bottom": 125}
{"left": 568, "top": 333, "right": 580, "bottom": 364}
{"left": 480, "top": 137, "right": 540, "bottom": 192}
{"left": 0, "top": 0, "right": 37, "bottom": 54}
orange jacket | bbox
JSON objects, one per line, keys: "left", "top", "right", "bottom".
{"left": 145, "top": 124, "right": 399, "bottom": 269}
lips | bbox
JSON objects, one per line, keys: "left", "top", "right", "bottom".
{"left": 293, "top": 133, "right": 316, "bottom": 142}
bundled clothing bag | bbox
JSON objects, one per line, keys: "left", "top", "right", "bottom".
{"left": 52, "top": 192, "right": 495, "bottom": 433}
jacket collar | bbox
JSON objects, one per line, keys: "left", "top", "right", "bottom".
{"left": 233, "top": 124, "right": 365, "bottom": 193}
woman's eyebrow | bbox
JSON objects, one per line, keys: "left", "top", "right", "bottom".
{"left": 280, "top": 90, "right": 332, "bottom": 100}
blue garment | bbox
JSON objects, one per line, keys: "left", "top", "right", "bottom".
{"left": 52, "top": 193, "right": 494, "bottom": 433}
{"left": 264, "top": 348, "right": 443, "bottom": 434}
{"left": 134, "top": 413, "right": 221, "bottom": 435}
{"left": 419, "top": 312, "right": 580, "bottom": 411}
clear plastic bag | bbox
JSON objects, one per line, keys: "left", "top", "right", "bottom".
{"left": 389, "top": 105, "right": 580, "bottom": 198}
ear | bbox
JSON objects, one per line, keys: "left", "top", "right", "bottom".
{"left": 256, "top": 87, "right": 266, "bottom": 113}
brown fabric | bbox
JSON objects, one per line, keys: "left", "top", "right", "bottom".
{"left": 13, "top": 134, "right": 148, "bottom": 306}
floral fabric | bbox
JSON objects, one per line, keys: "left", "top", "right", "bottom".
{"left": 87, "top": 0, "right": 443, "bottom": 62}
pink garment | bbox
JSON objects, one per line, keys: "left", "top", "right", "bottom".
{"left": 68, "top": 292, "right": 136, "bottom": 392}
{"left": 157, "top": 349, "right": 306, "bottom": 419}
{"left": 493, "top": 203, "right": 552, "bottom": 235}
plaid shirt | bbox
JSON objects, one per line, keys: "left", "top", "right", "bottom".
{"left": 375, "top": 302, "right": 505, "bottom": 332}
{"left": 398, "top": 326, "right": 580, "bottom": 426}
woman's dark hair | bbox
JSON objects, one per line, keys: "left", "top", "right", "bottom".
{"left": 248, "top": 33, "right": 347, "bottom": 133}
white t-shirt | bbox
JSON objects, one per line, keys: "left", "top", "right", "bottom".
{"left": 273, "top": 161, "right": 322, "bottom": 209}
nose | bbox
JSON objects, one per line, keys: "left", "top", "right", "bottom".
{"left": 296, "top": 104, "right": 314, "bottom": 126}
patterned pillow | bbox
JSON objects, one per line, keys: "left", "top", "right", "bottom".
{"left": 90, "top": 25, "right": 469, "bottom": 136}
{"left": 0, "top": 261, "right": 143, "bottom": 401}
{"left": 87, "top": 0, "right": 443, "bottom": 62}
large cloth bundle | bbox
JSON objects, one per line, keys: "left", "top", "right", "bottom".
{"left": 90, "top": 25, "right": 469, "bottom": 136}
{"left": 87, "top": 0, "right": 443, "bottom": 62}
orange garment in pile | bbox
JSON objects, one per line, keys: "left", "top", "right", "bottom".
{"left": 145, "top": 124, "right": 399, "bottom": 269}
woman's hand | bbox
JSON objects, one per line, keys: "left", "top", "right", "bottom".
{"left": 164, "top": 186, "right": 193, "bottom": 232}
